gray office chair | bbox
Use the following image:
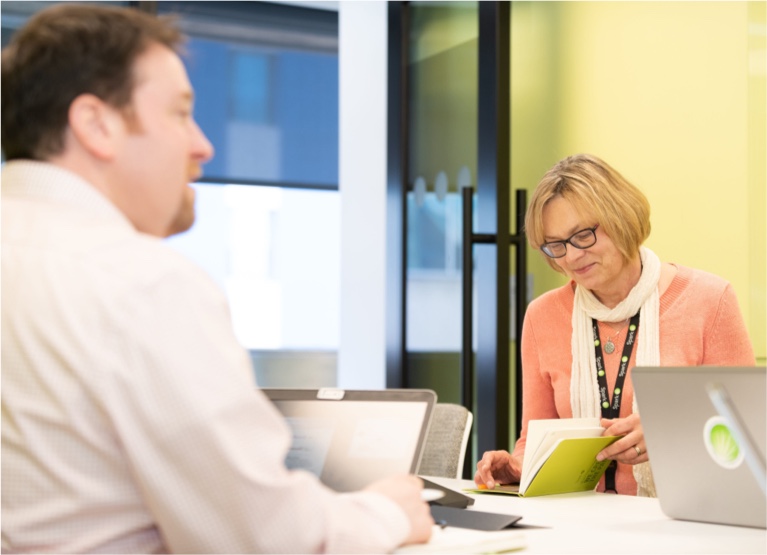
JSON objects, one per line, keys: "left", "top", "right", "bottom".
{"left": 417, "top": 403, "right": 473, "bottom": 479}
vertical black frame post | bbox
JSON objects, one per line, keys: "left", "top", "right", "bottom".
{"left": 386, "top": 2, "right": 408, "bottom": 388}
{"left": 512, "top": 189, "right": 528, "bottom": 438}
{"left": 460, "top": 188, "right": 478, "bottom": 416}
{"left": 475, "top": 1, "right": 511, "bottom": 454}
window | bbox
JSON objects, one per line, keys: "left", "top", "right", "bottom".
{"left": 159, "top": 1, "right": 339, "bottom": 189}
{"left": 166, "top": 183, "right": 340, "bottom": 351}
{"left": 159, "top": 2, "right": 341, "bottom": 361}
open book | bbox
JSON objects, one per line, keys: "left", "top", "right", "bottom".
{"left": 467, "top": 418, "right": 621, "bottom": 497}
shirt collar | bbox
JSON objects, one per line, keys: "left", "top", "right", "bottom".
{"left": 1, "top": 160, "right": 134, "bottom": 231}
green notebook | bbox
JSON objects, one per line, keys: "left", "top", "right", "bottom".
{"left": 467, "top": 418, "right": 622, "bottom": 497}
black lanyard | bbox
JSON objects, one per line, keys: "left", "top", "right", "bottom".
{"left": 591, "top": 311, "right": 640, "bottom": 493}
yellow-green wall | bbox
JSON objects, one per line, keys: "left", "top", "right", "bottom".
{"left": 511, "top": 1, "right": 766, "bottom": 363}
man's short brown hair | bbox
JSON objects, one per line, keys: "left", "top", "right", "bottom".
{"left": 1, "top": 4, "right": 183, "bottom": 161}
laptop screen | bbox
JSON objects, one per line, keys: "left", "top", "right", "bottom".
{"left": 262, "top": 388, "right": 436, "bottom": 492}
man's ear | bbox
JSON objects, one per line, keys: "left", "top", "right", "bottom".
{"left": 67, "top": 93, "right": 123, "bottom": 160}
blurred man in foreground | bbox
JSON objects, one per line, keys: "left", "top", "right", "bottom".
{"left": 1, "top": 4, "right": 432, "bottom": 553}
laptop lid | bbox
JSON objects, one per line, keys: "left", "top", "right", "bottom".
{"left": 262, "top": 387, "right": 436, "bottom": 492}
{"left": 633, "top": 366, "right": 766, "bottom": 529}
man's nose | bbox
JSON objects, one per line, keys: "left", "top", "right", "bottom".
{"left": 192, "top": 120, "right": 214, "bottom": 163}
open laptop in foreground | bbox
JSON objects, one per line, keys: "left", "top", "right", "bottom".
{"left": 633, "top": 366, "right": 766, "bottom": 529}
{"left": 262, "top": 387, "right": 476, "bottom": 509}
{"left": 262, "top": 387, "right": 436, "bottom": 492}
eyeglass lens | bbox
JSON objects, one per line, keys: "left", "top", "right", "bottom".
{"left": 542, "top": 227, "right": 597, "bottom": 258}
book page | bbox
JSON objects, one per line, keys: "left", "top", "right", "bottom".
{"left": 521, "top": 418, "right": 602, "bottom": 477}
{"left": 520, "top": 418, "right": 604, "bottom": 494}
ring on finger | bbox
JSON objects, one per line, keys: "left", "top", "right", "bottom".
{"left": 634, "top": 445, "right": 643, "bottom": 457}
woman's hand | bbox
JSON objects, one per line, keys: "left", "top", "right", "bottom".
{"left": 474, "top": 450, "right": 518, "bottom": 489}
{"left": 597, "top": 414, "right": 649, "bottom": 465}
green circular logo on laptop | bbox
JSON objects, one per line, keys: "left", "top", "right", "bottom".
{"left": 703, "top": 416, "right": 744, "bottom": 469}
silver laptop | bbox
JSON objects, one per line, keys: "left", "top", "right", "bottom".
{"left": 262, "top": 387, "right": 436, "bottom": 492}
{"left": 633, "top": 366, "right": 766, "bottom": 528}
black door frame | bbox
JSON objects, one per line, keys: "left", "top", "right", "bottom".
{"left": 386, "top": 1, "right": 521, "bottom": 462}
{"left": 474, "top": 0, "right": 511, "bottom": 456}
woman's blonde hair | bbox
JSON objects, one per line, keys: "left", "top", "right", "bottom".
{"left": 525, "top": 154, "right": 651, "bottom": 273}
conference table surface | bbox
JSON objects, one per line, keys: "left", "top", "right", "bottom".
{"left": 420, "top": 476, "right": 767, "bottom": 554}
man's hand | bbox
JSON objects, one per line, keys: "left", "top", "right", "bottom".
{"left": 365, "top": 475, "right": 433, "bottom": 546}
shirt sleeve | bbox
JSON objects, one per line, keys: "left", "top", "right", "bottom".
{"left": 98, "top": 263, "right": 410, "bottom": 554}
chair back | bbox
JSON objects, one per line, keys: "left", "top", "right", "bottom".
{"left": 417, "top": 403, "right": 473, "bottom": 479}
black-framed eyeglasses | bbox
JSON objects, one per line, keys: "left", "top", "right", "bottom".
{"left": 540, "top": 224, "right": 599, "bottom": 258}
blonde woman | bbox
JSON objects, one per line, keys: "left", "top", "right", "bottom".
{"left": 474, "top": 154, "right": 755, "bottom": 496}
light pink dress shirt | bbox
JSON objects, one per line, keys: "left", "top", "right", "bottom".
{"left": 1, "top": 161, "right": 410, "bottom": 553}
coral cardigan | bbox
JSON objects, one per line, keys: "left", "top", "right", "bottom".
{"left": 512, "top": 264, "right": 756, "bottom": 495}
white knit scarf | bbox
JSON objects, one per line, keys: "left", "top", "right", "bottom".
{"left": 570, "top": 246, "right": 659, "bottom": 497}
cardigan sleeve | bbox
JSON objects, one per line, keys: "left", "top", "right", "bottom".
{"left": 510, "top": 292, "right": 568, "bottom": 479}
{"left": 659, "top": 266, "right": 756, "bottom": 368}
{"left": 701, "top": 282, "right": 756, "bottom": 366}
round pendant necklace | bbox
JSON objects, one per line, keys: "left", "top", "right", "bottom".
{"left": 603, "top": 319, "right": 629, "bottom": 355}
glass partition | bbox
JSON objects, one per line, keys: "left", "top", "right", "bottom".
{"left": 405, "top": 2, "right": 478, "bottom": 404}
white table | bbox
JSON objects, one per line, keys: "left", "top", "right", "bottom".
{"left": 422, "top": 477, "right": 767, "bottom": 554}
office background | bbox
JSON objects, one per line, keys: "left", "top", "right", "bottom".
{"left": 2, "top": 0, "right": 765, "bottom": 461}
